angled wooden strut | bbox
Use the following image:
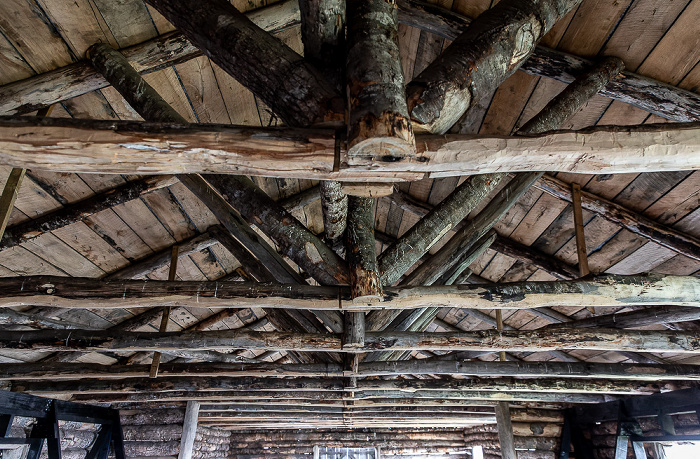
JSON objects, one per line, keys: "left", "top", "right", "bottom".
{"left": 145, "top": 0, "right": 343, "bottom": 127}
{"left": 406, "top": 0, "right": 582, "bottom": 133}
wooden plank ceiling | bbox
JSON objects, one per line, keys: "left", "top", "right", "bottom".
{"left": 0, "top": 0, "right": 699, "bottom": 431}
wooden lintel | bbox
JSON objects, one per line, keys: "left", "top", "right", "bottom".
{"left": 0, "top": 274, "right": 698, "bottom": 311}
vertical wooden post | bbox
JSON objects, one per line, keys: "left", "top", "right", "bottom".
{"left": 150, "top": 245, "right": 179, "bottom": 378}
{"left": 495, "top": 401, "right": 516, "bottom": 459}
{"left": 178, "top": 401, "right": 200, "bottom": 459}
{"left": 571, "top": 183, "right": 590, "bottom": 277}
{"left": 346, "top": 0, "right": 415, "bottom": 165}
{"left": 346, "top": 196, "right": 382, "bottom": 302}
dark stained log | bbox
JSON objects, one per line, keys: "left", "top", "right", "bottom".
{"left": 518, "top": 57, "right": 625, "bottom": 134}
{"left": 0, "top": 309, "right": 87, "bottom": 330}
{"left": 0, "top": 1, "right": 300, "bottom": 116}
{"left": 377, "top": 173, "right": 504, "bottom": 290}
{"left": 3, "top": 117, "right": 700, "bottom": 179}
{"left": 299, "top": 0, "right": 344, "bottom": 82}
{"left": 571, "top": 181, "right": 591, "bottom": 280}
{"left": 343, "top": 312, "right": 365, "bottom": 349}
{"left": 87, "top": 43, "right": 186, "bottom": 124}
{"left": 0, "top": 175, "right": 174, "bottom": 253}
{"left": 145, "top": 0, "right": 343, "bottom": 127}
{"left": 496, "top": 402, "right": 517, "bottom": 459}
{"left": 1, "top": 274, "right": 699, "bottom": 311}
{"left": 535, "top": 174, "right": 700, "bottom": 262}
{"left": 405, "top": 0, "right": 582, "bottom": 134}
{"left": 542, "top": 306, "right": 700, "bottom": 331}
{"left": 396, "top": 0, "right": 700, "bottom": 123}
{"left": 490, "top": 235, "right": 577, "bottom": 280}
{"left": 434, "top": 230, "right": 497, "bottom": 286}
{"left": 0, "top": 168, "right": 26, "bottom": 242}
{"left": 105, "top": 231, "right": 218, "bottom": 280}
{"left": 404, "top": 172, "right": 543, "bottom": 286}
{"left": 201, "top": 174, "right": 349, "bottom": 286}
{"left": 4, "top": 327, "right": 700, "bottom": 354}
{"left": 346, "top": 197, "right": 382, "bottom": 301}
{"left": 319, "top": 180, "right": 347, "bottom": 252}
{"left": 345, "top": 0, "right": 414, "bottom": 163}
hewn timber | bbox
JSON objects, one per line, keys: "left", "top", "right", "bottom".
{"left": 145, "top": 0, "right": 343, "bottom": 127}
{"left": 178, "top": 401, "right": 199, "bottom": 459}
{"left": 9, "top": 374, "right": 666, "bottom": 395}
{"left": 496, "top": 401, "right": 517, "bottom": 459}
{"left": 535, "top": 174, "right": 700, "bottom": 262}
{"left": 378, "top": 173, "right": 504, "bottom": 289}
{"left": 0, "top": 168, "right": 25, "bottom": 241}
{"left": 201, "top": 174, "right": 349, "bottom": 286}
{"left": 541, "top": 306, "right": 700, "bottom": 331}
{"left": 0, "top": 175, "right": 174, "bottom": 253}
{"left": 1, "top": 274, "right": 699, "bottom": 311}
{"left": 405, "top": 0, "right": 582, "bottom": 133}
{"left": 3, "top": 118, "right": 700, "bottom": 179}
{"left": 3, "top": 328, "right": 700, "bottom": 354}
{"left": 346, "top": 0, "right": 414, "bottom": 163}
{"left": 346, "top": 197, "right": 382, "bottom": 301}
{"left": 7, "top": 360, "right": 700, "bottom": 381}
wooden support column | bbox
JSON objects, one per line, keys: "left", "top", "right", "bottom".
{"left": 319, "top": 181, "right": 347, "bottom": 253}
{"left": 495, "top": 401, "right": 517, "bottom": 459}
{"left": 406, "top": 0, "right": 582, "bottom": 134}
{"left": 346, "top": 197, "right": 382, "bottom": 303}
{"left": 145, "top": 0, "right": 343, "bottom": 127}
{"left": 345, "top": 0, "right": 415, "bottom": 163}
{"left": 149, "top": 245, "right": 178, "bottom": 378}
{"left": 178, "top": 401, "right": 200, "bottom": 459}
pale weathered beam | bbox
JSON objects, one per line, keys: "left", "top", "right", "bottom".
{"left": 405, "top": 0, "right": 582, "bottom": 133}
{"left": 3, "top": 118, "right": 700, "bottom": 179}
{"left": 145, "top": 0, "right": 343, "bottom": 127}
{"left": 178, "top": 401, "right": 199, "bottom": 459}
{"left": 6, "top": 360, "right": 700, "bottom": 380}
{"left": 0, "top": 274, "right": 698, "bottom": 311}
{"left": 346, "top": 0, "right": 414, "bottom": 163}
{"left": 4, "top": 327, "right": 700, "bottom": 354}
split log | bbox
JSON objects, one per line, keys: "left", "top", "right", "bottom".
{"left": 541, "top": 306, "right": 700, "bottom": 331}
{"left": 0, "top": 175, "right": 174, "bottom": 253}
{"left": 200, "top": 174, "right": 349, "bottom": 286}
{"left": 1, "top": 274, "right": 699, "bottom": 311}
{"left": 4, "top": 327, "right": 700, "bottom": 354}
{"left": 145, "top": 0, "right": 343, "bottom": 127}
{"left": 535, "top": 173, "right": 700, "bottom": 262}
{"left": 3, "top": 117, "right": 700, "bottom": 179}
{"left": 346, "top": 197, "right": 382, "bottom": 301}
{"left": 405, "top": 0, "right": 582, "bottom": 133}
{"left": 346, "top": 0, "right": 414, "bottom": 163}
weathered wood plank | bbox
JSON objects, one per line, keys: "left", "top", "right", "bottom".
{"left": 0, "top": 274, "right": 698, "bottom": 311}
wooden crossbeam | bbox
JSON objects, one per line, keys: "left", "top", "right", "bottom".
{"left": 2, "top": 118, "right": 699, "bottom": 179}
{"left": 541, "top": 306, "right": 700, "bottom": 331}
{"left": 4, "top": 360, "right": 700, "bottom": 381}
{"left": 3, "top": 327, "right": 700, "bottom": 354}
{"left": 0, "top": 274, "right": 698, "bottom": 310}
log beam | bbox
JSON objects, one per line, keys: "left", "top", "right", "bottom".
{"left": 3, "top": 327, "right": 700, "bottom": 354}
{"left": 405, "top": 0, "right": 582, "bottom": 133}
{"left": 0, "top": 274, "right": 698, "bottom": 311}
{"left": 345, "top": 0, "right": 415, "bottom": 163}
{"left": 2, "top": 118, "right": 700, "bottom": 179}
{"left": 541, "top": 306, "right": 700, "bottom": 331}
{"left": 145, "top": 0, "right": 343, "bottom": 127}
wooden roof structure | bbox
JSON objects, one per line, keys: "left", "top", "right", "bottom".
{"left": 0, "top": 0, "right": 700, "bottom": 445}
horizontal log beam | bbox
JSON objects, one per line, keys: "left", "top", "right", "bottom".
{"left": 5, "top": 360, "right": 699, "bottom": 381}
{"left": 0, "top": 274, "right": 697, "bottom": 311}
{"left": 3, "top": 327, "right": 700, "bottom": 354}
{"left": 1, "top": 118, "right": 699, "bottom": 180}
{"left": 542, "top": 306, "right": 700, "bottom": 331}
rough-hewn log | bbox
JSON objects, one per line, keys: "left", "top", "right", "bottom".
{"left": 405, "top": 0, "right": 582, "bottom": 134}
{"left": 346, "top": 0, "right": 414, "bottom": 163}
{"left": 0, "top": 175, "right": 174, "bottom": 253}
{"left": 178, "top": 401, "right": 199, "bottom": 459}
{"left": 1, "top": 274, "right": 699, "bottom": 311}
{"left": 542, "top": 306, "right": 700, "bottom": 331}
{"left": 343, "top": 312, "right": 365, "bottom": 350}
{"left": 145, "top": 0, "right": 343, "bottom": 127}
{"left": 3, "top": 118, "right": 700, "bottom": 179}
{"left": 404, "top": 172, "right": 542, "bottom": 286}
{"left": 377, "top": 173, "right": 504, "bottom": 290}
{"left": 0, "top": 1, "right": 301, "bottom": 116}
{"left": 4, "top": 327, "right": 700, "bottom": 354}
{"left": 202, "top": 174, "right": 349, "bottom": 286}
{"left": 495, "top": 401, "right": 517, "bottom": 459}
{"left": 319, "top": 180, "right": 347, "bottom": 252}
{"left": 535, "top": 174, "right": 700, "bottom": 262}
{"left": 346, "top": 197, "right": 381, "bottom": 301}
